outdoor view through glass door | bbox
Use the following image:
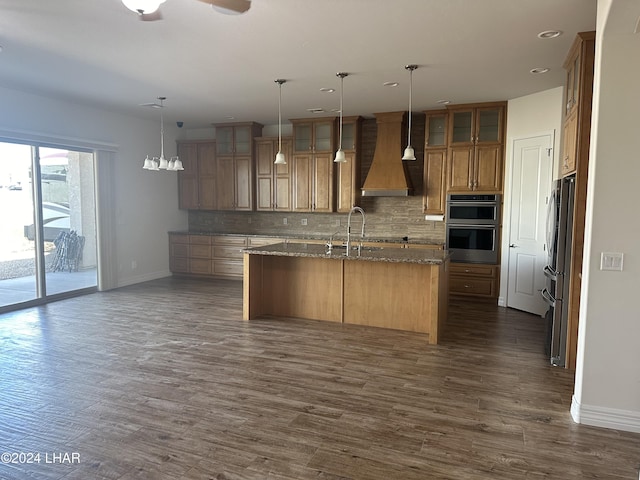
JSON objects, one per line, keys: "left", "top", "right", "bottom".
{"left": 0, "top": 141, "right": 97, "bottom": 310}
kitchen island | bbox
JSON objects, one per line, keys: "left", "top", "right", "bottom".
{"left": 243, "top": 242, "right": 450, "bottom": 344}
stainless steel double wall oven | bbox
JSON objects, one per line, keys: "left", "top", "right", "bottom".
{"left": 446, "top": 194, "right": 501, "bottom": 264}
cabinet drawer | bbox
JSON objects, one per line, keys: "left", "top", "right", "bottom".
{"left": 213, "top": 260, "right": 243, "bottom": 277}
{"left": 170, "top": 257, "right": 189, "bottom": 273}
{"left": 170, "top": 234, "right": 189, "bottom": 244}
{"left": 190, "top": 244, "right": 212, "bottom": 259}
{"left": 189, "top": 235, "right": 212, "bottom": 245}
{"left": 214, "top": 245, "right": 244, "bottom": 259}
{"left": 450, "top": 263, "right": 495, "bottom": 277}
{"left": 190, "top": 258, "right": 213, "bottom": 275}
{"left": 450, "top": 276, "right": 495, "bottom": 296}
{"left": 171, "top": 243, "right": 189, "bottom": 258}
{"left": 213, "top": 236, "right": 248, "bottom": 247}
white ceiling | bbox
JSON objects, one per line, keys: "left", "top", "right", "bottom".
{"left": 0, "top": 0, "right": 597, "bottom": 128}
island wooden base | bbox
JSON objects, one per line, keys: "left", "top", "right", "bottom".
{"left": 243, "top": 253, "right": 448, "bottom": 344}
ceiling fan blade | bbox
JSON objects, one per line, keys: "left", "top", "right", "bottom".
{"left": 197, "top": 0, "right": 251, "bottom": 14}
{"left": 139, "top": 9, "right": 163, "bottom": 21}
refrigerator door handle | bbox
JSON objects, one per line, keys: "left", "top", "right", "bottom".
{"left": 541, "top": 288, "right": 555, "bottom": 307}
{"left": 543, "top": 265, "right": 558, "bottom": 281}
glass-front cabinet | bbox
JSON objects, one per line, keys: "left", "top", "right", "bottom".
{"left": 425, "top": 110, "right": 448, "bottom": 148}
{"left": 292, "top": 118, "right": 336, "bottom": 153}
{"left": 215, "top": 125, "right": 253, "bottom": 155}
{"left": 449, "top": 105, "right": 503, "bottom": 146}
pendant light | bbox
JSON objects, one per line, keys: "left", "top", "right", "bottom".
{"left": 402, "top": 64, "right": 418, "bottom": 161}
{"left": 142, "top": 96, "right": 183, "bottom": 171}
{"left": 274, "top": 79, "right": 287, "bottom": 165}
{"left": 334, "top": 72, "right": 348, "bottom": 163}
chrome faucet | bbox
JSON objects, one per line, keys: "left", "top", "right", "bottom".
{"left": 345, "top": 206, "right": 366, "bottom": 256}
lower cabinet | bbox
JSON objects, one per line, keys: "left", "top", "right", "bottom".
{"left": 449, "top": 262, "right": 499, "bottom": 298}
{"left": 169, "top": 234, "right": 285, "bottom": 279}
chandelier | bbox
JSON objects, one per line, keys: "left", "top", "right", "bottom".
{"left": 142, "top": 96, "right": 183, "bottom": 171}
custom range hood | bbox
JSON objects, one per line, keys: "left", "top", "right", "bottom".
{"left": 361, "top": 111, "right": 413, "bottom": 197}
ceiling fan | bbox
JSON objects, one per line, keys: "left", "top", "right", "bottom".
{"left": 121, "top": 0, "right": 251, "bottom": 21}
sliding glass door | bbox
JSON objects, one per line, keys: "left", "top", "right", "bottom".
{"left": 0, "top": 141, "right": 97, "bottom": 310}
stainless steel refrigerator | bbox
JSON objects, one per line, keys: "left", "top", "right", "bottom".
{"left": 541, "top": 175, "right": 575, "bottom": 367}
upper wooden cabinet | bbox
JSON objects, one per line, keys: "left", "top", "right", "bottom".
{"left": 561, "top": 31, "right": 595, "bottom": 178}
{"left": 291, "top": 117, "right": 337, "bottom": 212}
{"left": 425, "top": 110, "right": 448, "bottom": 149}
{"left": 215, "top": 123, "right": 262, "bottom": 156}
{"left": 213, "top": 122, "right": 263, "bottom": 211}
{"left": 446, "top": 102, "right": 506, "bottom": 193}
{"left": 292, "top": 117, "right": 336, "bottom": 153}
{"left": 423, "top": 110, "right": 448, "bottom": 215}
{"left": 255, "top": 136, "right": 292, "bottom": 212}
{"left": 336, "top": 116, "right": 363, "bottom": 213}
{"left": 177, "top": 141, "right": 217, "bottom": 210}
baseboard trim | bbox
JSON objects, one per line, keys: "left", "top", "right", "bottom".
{"left": 571, "top": 395, "right": 640, "bottom": 433}
{"left": 117, "top": 270, "right": 172, "bottom": 288}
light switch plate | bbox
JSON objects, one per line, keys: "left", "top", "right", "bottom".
{"left": 600, "top": 252, "right": 624, "bottom": 271}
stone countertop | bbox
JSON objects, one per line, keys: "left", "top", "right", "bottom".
{"left": 169, "top": 231, "right": 444, "bottom": 247}
{"left": 243, "top": 242, "right": 450, "bottom": 265}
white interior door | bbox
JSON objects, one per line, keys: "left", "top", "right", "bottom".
{"left": 507, "top": 134, "right": 553, "bottom": 315}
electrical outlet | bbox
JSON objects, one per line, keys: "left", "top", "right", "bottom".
{"left": 283, "top": 217, "right": 288, "bottom": 225}
{"left": 247, "top": 217, "right": 252, "bottom": 224}
{"left": 301, "top": 218, "right": 308, "bottom": 226}
{"left": 600, "top": 252, "right": 624, "bottom": 271}
{"left": 334, "top": 219, "right": 341, "bottom": 227}
{"left": 131, "top": 260, "right": 137, "bottom": 270}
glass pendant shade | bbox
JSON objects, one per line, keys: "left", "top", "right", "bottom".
{"left": 402, "top": 146, "right": 416, "bottom": 161}
{"left": 334, "top": 149, "right": 346, "bottom": 163}
{"left": 143, "top": 155, "right": 153, "bottom": 170}
{"left": 158, "top": 155, "right": 169, "bottom": 170}
{"left": 171, "top": 156, "right": 184, "bottom": 171}
{"left": 122, "top": 0, "right": 165, "bottom": 14}
{"left": 148, "top": 157, "right": 160, "bottom": 171}
{"left": 274, "top": 150, "right": 286, "bottom": 165}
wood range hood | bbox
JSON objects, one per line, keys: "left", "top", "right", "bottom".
{"left": 361, "top": 111, "right": 413, "bottom": 197}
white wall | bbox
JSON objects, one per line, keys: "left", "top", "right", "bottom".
{"left": 0, "top": 86, "right": 188, "bottom": 288}
{"left": 571, "top": 0, "right": 640, "bottom": 432}
{"left": 498, "top": 87, "right": 564, "bottom": 306}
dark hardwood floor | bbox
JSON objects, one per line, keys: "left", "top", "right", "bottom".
{"left": 0, "top": 277, "right": 638, "bottom": 479}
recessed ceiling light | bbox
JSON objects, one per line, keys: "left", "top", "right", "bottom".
{"left": 307, "top": 108, "right": 325, "bottom": 114}
{"left": 530, "top": 67, "right": 550, "bottom": 75}
{"left": 538, "top": 30, "right": 562, "bottom": 39}
{"left": 436, "top": 100, "right": 451, "bottom": 105}
{"left": 225, "top": 116, "right": 235, "bottom": 120}
{"left": 319, "top": 87, "right": 335, "bottom": 93}
{"left": 383, "top": 82, "right": 399, "bottom": 87}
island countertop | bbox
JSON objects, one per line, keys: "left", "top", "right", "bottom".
{"left": 243, "top": 242, "right": 449, "bottom": 265}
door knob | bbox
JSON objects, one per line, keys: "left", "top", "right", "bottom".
{"left": 509, "top": 244, "right": 518, "bottom": 248}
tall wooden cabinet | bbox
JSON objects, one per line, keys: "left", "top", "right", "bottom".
{"left": 255, "top": 136, "right": 292, "bottom": 211}
{"left": 214, "top": 122, "right": 263, "bottom": 211}
{"left": 336, "top": 116, "right": 363, "bottom": 212}
{"left": 291, "top": 117, "right": 336, "bottom": 212}
{"left": 563, "top": 31, "right": 595, "bottom": 370}
{"left": 177, "top": 140, "right": 217, "bottom": 210}
{"left": 447, "top": 102, "right": 506, "bottom": 193}
{"left": 423, "top": 110, "right": 448, "bottom": 215}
